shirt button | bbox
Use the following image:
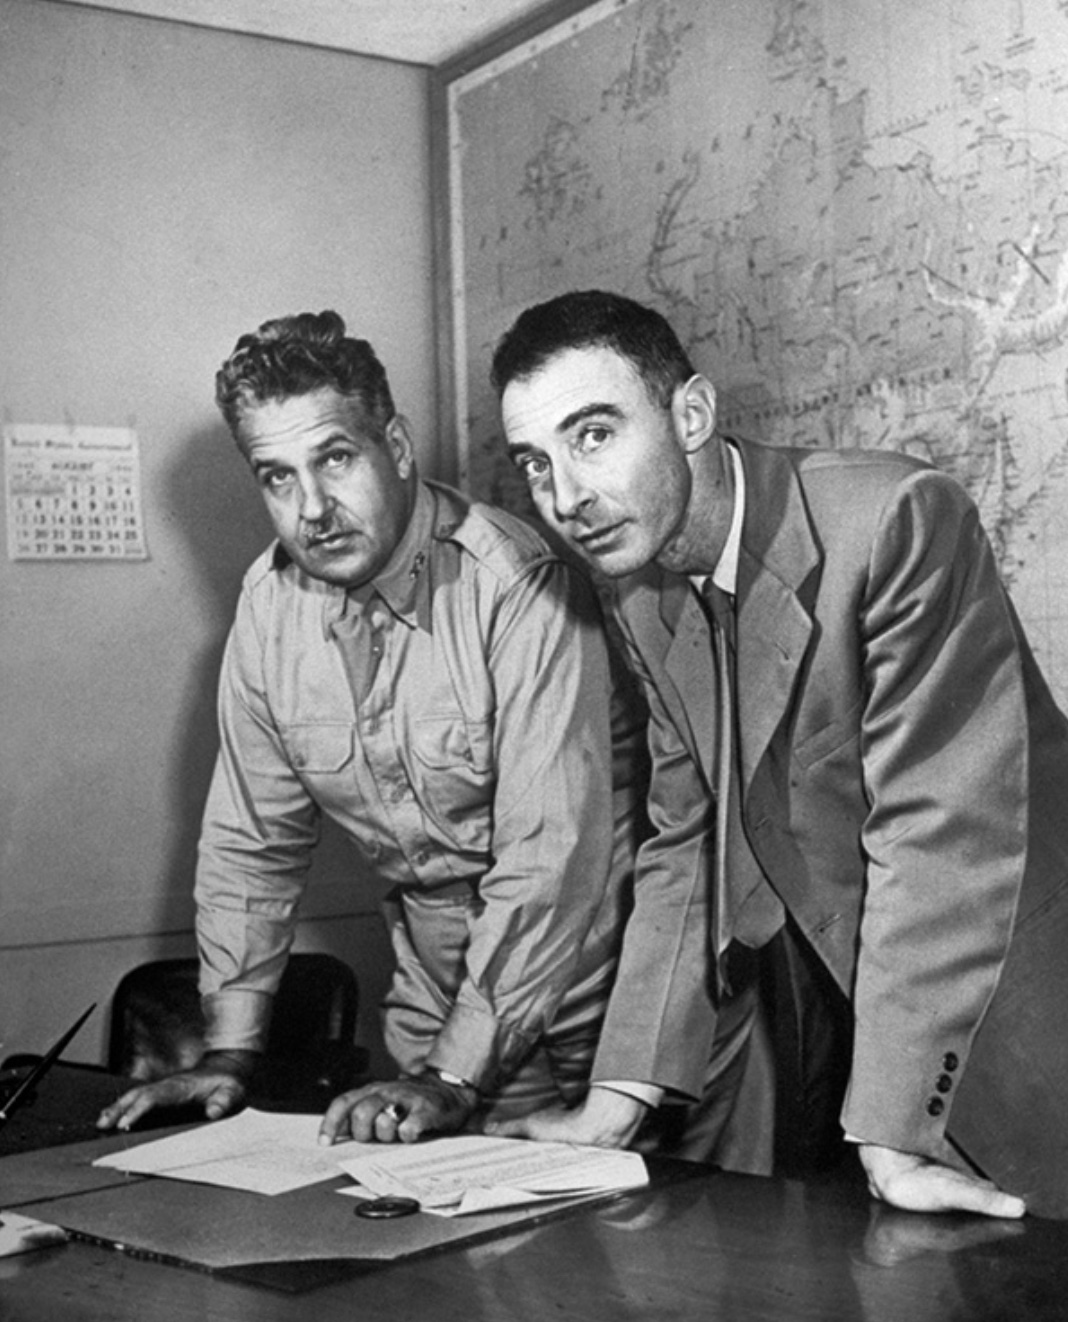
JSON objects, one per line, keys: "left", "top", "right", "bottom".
{"left": 942, "top": 1052, "right": 959, "bottom": 1072}
{"left": 926, "top": 1097, "right": 945, "bottom": 1117}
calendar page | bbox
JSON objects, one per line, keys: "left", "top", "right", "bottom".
{"left": 5, "top": 423, "right": 148, "bottom": 561}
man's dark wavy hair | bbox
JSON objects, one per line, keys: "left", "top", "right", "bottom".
{"left": 490, "top": 289, "right": 695, "bottom": 409}
{"left": 215, "top": 309, "right": 395, "bottom": 435}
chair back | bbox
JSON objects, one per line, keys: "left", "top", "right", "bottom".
{"left": 106, "top": 953, "right": 365, "bottom": 1101}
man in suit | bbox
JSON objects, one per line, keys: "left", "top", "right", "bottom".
{"left": 488, "top": 288, "right": 1068, "bottom": 1218}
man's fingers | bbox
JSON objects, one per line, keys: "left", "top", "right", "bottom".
{"left": 98, "top": 1071, "right": 246, "bottom": 1131}
{"left": 97, "top": 1084, "right": 164, "bottom": 1130}
{"left": 860, "top": 1143, "right": 1026, "bottom": 1218}
{"left": 114, "top": 1092, "right": 157, "bottom": 1130}
{"left": 372, "top": 1103, "right": 432, "bottom": 1144}
{"left": 320, "top": 1078, "right": 477, "bottom": 1146}
{"left": 395, "top": 1111, "right": 426, "bottom": 1144}
{"left": 319, "top": 1091, "right": 362, "bottom": 1143}
{"left": 203, "top": 1079, "right": 245, "bottom": 1121}
{"left": 924, "top": 1173, "right": 1025, "bottom": 1219}
{"left": 320, "top": 1089, "right": 396, "bottom": 1145}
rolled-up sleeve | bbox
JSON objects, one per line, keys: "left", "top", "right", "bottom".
{"left": 423, "top": 562, "right": 622, "bottom": 1091}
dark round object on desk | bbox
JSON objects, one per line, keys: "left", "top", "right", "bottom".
{"left": 355, "top": 1196, "right": 420, "bottom": 1219}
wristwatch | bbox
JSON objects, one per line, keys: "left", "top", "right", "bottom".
{"left": 425, "top": 1065, "right": 479, "bottom": 1094}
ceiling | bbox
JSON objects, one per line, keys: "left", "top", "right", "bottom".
{"left": 56, "top": 0, "right": 556, "bottom": 67}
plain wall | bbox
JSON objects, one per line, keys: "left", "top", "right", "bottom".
{"left": 0, "top": 0, "right": 436, "bottom": 1074}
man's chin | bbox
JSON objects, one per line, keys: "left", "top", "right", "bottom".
{"left": 572, "top": 536, "right": 648, "bottom": 580}
{"left": 289, "top": 545, "right": 374, "bottom": 589}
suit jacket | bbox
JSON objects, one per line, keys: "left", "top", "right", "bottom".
{"left": 591, "top": 437, "right": 1068, "bottom": 1215}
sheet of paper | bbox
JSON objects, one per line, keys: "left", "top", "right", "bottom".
{"left": 0, "top": 1211, "right": 68, "bottom": 1257}
{"left": 337, "top": 1134, "right": 648, "bottom": 1216}
{"left": 92, "top": 1109, "right": 357, "bottom": 1196}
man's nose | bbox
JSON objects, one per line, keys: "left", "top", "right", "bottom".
{"left": 552, "top": 463, "right": 595, "bottom": 522}
{"left": 299, "top": 474, "right": 334, "bottom": 523}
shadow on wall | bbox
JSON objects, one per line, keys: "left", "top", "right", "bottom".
{"left": 165, "top": 420, "right": 272, "bottom": 622}
{"left": 155, "top": 421, "right": 273, "bottom": 922}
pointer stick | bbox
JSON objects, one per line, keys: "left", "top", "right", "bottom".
{"left": 0, "top": 1003, "right": 97, "bottom": 1127}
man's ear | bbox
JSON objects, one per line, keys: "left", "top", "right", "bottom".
{"left": 671, "top": 375, "right": 717, "bottom": 455}
{"left": 385, "top": 414, "right": 416, "bottom": 477}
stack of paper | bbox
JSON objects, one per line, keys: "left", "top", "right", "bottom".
{"left": 338, "top": 1134, "right": 648, "bottom": 1217}
{"left": 92, "top": 1110, "right": 648, "bottom": 1216}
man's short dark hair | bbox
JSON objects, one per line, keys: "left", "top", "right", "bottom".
{"left": 215, "top": 309, "right": 395, "bottom": 434}
{"left": 490, "top": 290, "right": 695, "bottom": 409}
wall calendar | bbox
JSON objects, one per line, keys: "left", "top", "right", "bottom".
{"left": 4, "top": 423, "right": 148, "bottom": 562}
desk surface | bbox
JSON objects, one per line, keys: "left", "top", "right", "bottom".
{"left": 0, "top": 1061, "right": 129, "bottom": 1155}
{"left": 2, "top": 1072, "right": 1068, "bottom": 1321}
{"left": 5, "top": 1164, "right": 1068, "bottom": 1321}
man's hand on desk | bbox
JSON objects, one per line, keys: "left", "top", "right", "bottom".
{"left": 318, "top": 1073, "right": 477, "bottom": 1146}
{"left": 484, "top": 1085, "right": 648, "bottom": 1148}
{"left": 858, "top": 1143, "right": 1026, "bottom": 1218}
{"left": 95, "top": 1050, "right": 258, "bottom": 1131}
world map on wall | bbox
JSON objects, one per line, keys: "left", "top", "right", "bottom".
{"left": 447, "top": 0, "right": 1068, "bottom": 702}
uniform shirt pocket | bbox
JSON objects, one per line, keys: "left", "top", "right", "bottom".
{"left": 407, "top": 715, "right": 494, "bottom": 849}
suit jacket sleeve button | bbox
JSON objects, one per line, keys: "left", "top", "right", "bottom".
{"left": 936, "top": 1074, "right": 953, "bottom": 1093}
{"left": 942, "top": 1052, "right": 959, "bottom": 1072}
{"left": 926, "top": 1096, "right": 945, "bottom": 1117}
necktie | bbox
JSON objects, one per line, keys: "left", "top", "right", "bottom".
{"left": 335, "top": 591, "right": 387, "bottom": 705}
{"left": 701, "top": 580, "right": 784, "bottom": 985}
{"left": 703, "top": 580, "right": 736, "bottom": 654}
{"left": 703, "top": 580, "right": 739, "bottom": 969}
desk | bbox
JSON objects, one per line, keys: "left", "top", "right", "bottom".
{"left": 2, "top": 1076, "right": 1067, "bottom": 1320}
{"left": 0, "top": 1061, "right": 130, "bottom": 1156}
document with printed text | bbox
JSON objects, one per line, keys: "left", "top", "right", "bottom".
{"left": 338, "top": 1133, "right": 648, "bottom": 1216}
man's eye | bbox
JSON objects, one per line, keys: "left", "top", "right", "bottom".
{"left": 321, "top": 449, "right": 352, "bottom": 470}
{"left": 262, "top": 470, "right": 294, "bottom": 491}
{"left": 579, "top": 425, "right": 610, "bottom": 450}
{"left": 515, "top": 454, "right": 549, "bottom": 484}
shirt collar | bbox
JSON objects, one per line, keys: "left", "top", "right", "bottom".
{"left": 713, "top": 441, "right": 744, "bottom": 595}
{"left": 361, "top": 481, "right": 433, "bottom": 624}
{"left": 690, "top": 439, "right": 745, "bottom": 598}
{"left": 320, "top": 481, "right": 433, "bottom": 637}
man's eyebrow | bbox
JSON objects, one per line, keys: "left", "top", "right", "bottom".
{"left": 505, "top": 402, "right": 624, "bottom": 455}
{"left": 251, "top": 432, "right": 355, "bottom": 470}
{"left": 311, "top": 431, "right": 358, "bottom": 451}
{"left": 556, "top": 402, "right": 624, "bottom": 433}
{"left": 250, "top": 455, "right": 283, "bottom": 475}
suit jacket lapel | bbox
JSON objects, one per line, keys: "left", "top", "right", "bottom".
{"left": 661, "top": 580, "right": 718, "bottom": 786}
{"left": 615, "top": 570, "right": 716, "bottom": 787}
{"left": 732, "top": 440, "right": 819, "bottom": 792}
{"left": 620, "top": 441, "right": 819, "bottom": 792}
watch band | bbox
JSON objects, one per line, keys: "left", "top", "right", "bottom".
{"left": 426, "top": 1065, "right": 478, "bottom": 1094}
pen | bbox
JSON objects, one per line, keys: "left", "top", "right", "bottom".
{"left": 0, "top": 1003, "right": 97, "bottom": 1128}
